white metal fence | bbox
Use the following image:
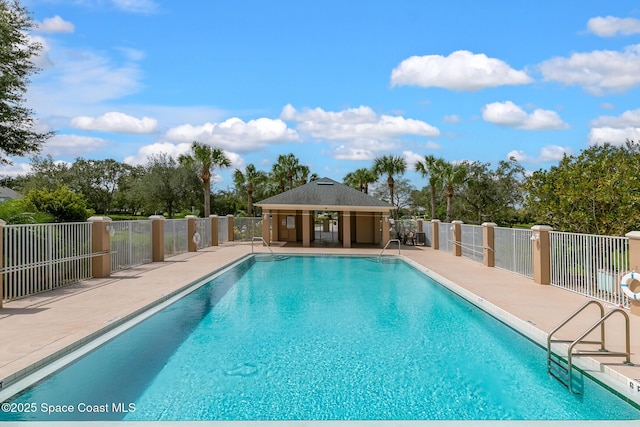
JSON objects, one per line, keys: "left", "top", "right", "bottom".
{"left": 460, "top": 224, "right": 484, "bottom": 263}
{"left": 218, "top": 216, "right": 229, "bottom": 244}
{"left": 195, "top": 218, "right": 212, "bottom": 250}
{"left": 495, "top": 227, "right": 533, "bottom": 278}
{"left": 110, "top": 220, "right": 152, "bottom": 272}
{"left": 164, "top": 219, "right": 189, "bottom": 258}
{"left": 438, "top": 222, "right": 452, "bottom": 253}
{"left": 233, "top": 217, "right": 263, "bottom": 241}
{"left": 1, "top": 223, "right": 92, "bottom": 300}
{"left": 550, "top": 231, "right": 629, "bottom": 308}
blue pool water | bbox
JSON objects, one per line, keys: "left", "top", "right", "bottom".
{"left": 1, "top": 255, "right": 639, "bottom": 421}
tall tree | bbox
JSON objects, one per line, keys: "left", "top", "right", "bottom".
{"left": 373, "top": 155, "right": 406, "bottom": 216}
{"left": 344, "top": 168, "right": 377, "bottom": 194}
{"left": 0, "top": 0, "right": 54, "bottom": 164}
{"left": 415, "top": 155, "right": 443, "bottom": 219}
{"left": 67, "top": 158, "right": 127, "bottom": 214}
{"left": 179, "top": 141, "right": 231, "bottom": 217}
{"left": 439, "top": 161, "right": 468, "bottom": 223}
{"left": 144, "top": 153, "right": 194, "bottom": 218}
{"left": 233, "top": 164, "right": 267, "bottom": 216}
{"left": 524, "top": 141, "right": 640, "bottom": 235}
{"left": 271, "top": 153, "right": 300, "bottom": 192}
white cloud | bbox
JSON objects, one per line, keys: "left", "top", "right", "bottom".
{"left": 164, "top": 117, "right": 298, "bottom": 152}
{"left": 42, "top": 134, "right": 110, "bottom": 157}
{"left": 402, "top": 151, "right": 424, "bottom": 169}
{"left": 588, "top": 108, "right": 640, "bottom": 145}
{"left": 332, "top": 145, "right": 375, "bottom": 161}
{"left": 590, "top": 108, "right": 640, "bottom": 127}
{"left": 539, "top": 44, "right": 640, "bottom": 95}
{"left": 281, "top": 104, "right": 439, "bottom": 140}
{"left": 28, "top": 47, "right": 144, "bottom": 114}
{"left": 587, "top": 16, "right": 640, "bottom": 37}
{"left": 482, "top": 101, "right": 569, "bottom": 130}
{"left": 36, "top": 16, "right": 75, "bottom": 33}
{"left": 443, "top": 115, "right": 461, "bottom": 124}
{"left": 124, "top": 141, "right": 243, "bottom": 184}
{"left": 0, "top": 162, "right": 32, "bottom": 178}
{"left": 507, "top": 145, "right": 570, "bottom": 164}
{"left": 588, "top": 127, "right": 640, "bottom": 145}
{"left": 123, "top": 141, "right": 191, "bottom": 165}
{"left": 71, "top": 112, "right": 158, "bottom": 133}
{"left": 600, "top": 102, "right": 616, "bottom": 110}
{"left": 111, "top": 0, "right": 159, "bottom": 13}
{"left": 390, "top": 50, "right": 533, "bottom": 91}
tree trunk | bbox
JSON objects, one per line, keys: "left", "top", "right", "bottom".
{"left": 430, "top": 186, "right": 436, "bottom": 219}
{"left": 203, "top": 177, "right": 211, "bottom": 217}
{"left": 247, "top": 182, "right": 253, "bottom": 216}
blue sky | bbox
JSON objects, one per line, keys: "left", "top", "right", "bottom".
{"left": 6, "top": 0, "right": 640, "bottom": 189}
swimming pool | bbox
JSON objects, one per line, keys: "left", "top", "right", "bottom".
{"left": 1, "top": 254, "right": 639, "bottom": 421}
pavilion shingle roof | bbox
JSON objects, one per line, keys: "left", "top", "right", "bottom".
{"left": 255, "top": 177, "right": 394, "bottom": 210}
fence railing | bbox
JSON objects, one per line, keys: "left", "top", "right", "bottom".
{"left": 164, "top": 219, "right": 189, "bottom": 258}
{"left": 110, "top": 220, "right": 152, "bottom": 272}
{"left": 460, "top": 224, "right": 484, "bottom": 264}
{"left": 218, "top": 216, "right": 229, "bottom": 245}
{"left": 438, "top": 222, "right": 452, "bottom": 253}
{"left": 195, "top": 218, "right": 212, "bottom": 250}
{"left": 1, "top": 223, "right": 92, "bottom": 300}
{"left": 233, "top": 217, "right": 263, "bottom": 241}
{"left": 550, "top": 231, "right": 629, "bottom": 308}
{"left": 495, "top": 227, "right": 533, "bottom": 278}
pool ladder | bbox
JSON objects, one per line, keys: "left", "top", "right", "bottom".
{"left": 546, "top": 300, "right": 632, "bottom": 394}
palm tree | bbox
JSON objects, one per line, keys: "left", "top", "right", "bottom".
{"left": 270, "top": 153, "right": 311, "bottom": 192}
{"left": 344, "top": 168, "right": 377, "bottom": 194}
{"left": 373, "top": 155, "right": 407, "bottom": 215}
{"left": 233, "top": 164, "right": 267, "bottom": 216}
{"left": 415, "top": 155, "right": 444, "bottom": 219}
{"left": 179, "top": 141, "right": 231, "bottom": 217}
{"left": 440, "top": 161, "right": 468, "bottom": 222}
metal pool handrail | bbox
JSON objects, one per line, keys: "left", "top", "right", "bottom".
{"left": 251, "top": 237, "right": 273, "bottom": 255}
{"left": 378, "top": 239, "right": 401, "bottom": 260}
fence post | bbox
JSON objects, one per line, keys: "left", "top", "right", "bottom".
{"left": 625, "top": 231, "right": 640, "bottom": 316}
{"left": 417, "top": 219, "right": 423, "bottom": 233}
{"left": 186, "top": 215, "right": 197, "bottom": 252}
{"left": 452, "top": 220, "right": 463, "bottom": 256}
{"left": 149, "top": 215, "right": 165, "bottom": 262}
{"left": 210, "top": 215, "right": 218, "bottom": 246}
{"left": 262, "top": 211, "right": 271, "bottom": 245}
{"left": 431, "top": 219, "right": 440, "bottom": 250}
{"left": 532, "top": 225, "right": 553, "bottom": 285}
{"left": 227, "top": 214, "right": 234, "bottom": 242}
{"left": 88, "top": 216, "right": 112, "bottom": 278}
{"left": 0, "top": 219, "right": 4, "bottom": 307}
{"left": 483, "top": 222, "right": 496, "bottom": 267}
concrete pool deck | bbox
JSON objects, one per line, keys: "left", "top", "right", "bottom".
{"left": 1, "top": 242, "right": 640, "bottom": 419}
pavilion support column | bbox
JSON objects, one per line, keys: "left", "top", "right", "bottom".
{"left": 381, "top": 214, "right": 390, "bottom": 248}
{"left": 272, "top": 212, "right": 280, "bottom": 241}
{"left": 342, "top": 211, "right": 352, "bottom": 248}
{"left": 302, "top": 210, "right": 311, "bottom": 247}
{"left": 262, "top": 210, "right": 271, "bottom": 246}
{"left": 431, "top": 219, "right": 440, "bottom": 250}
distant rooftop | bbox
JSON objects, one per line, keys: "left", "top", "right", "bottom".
{"left": 0, "top": 186, "right": 19, "bottom": 201}
{"left": 255, "top": 177, "right": 394, "bottom": 212}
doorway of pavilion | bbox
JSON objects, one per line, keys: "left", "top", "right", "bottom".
{"left": 314, "top": 211, "right": 339, "bottom": 244}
